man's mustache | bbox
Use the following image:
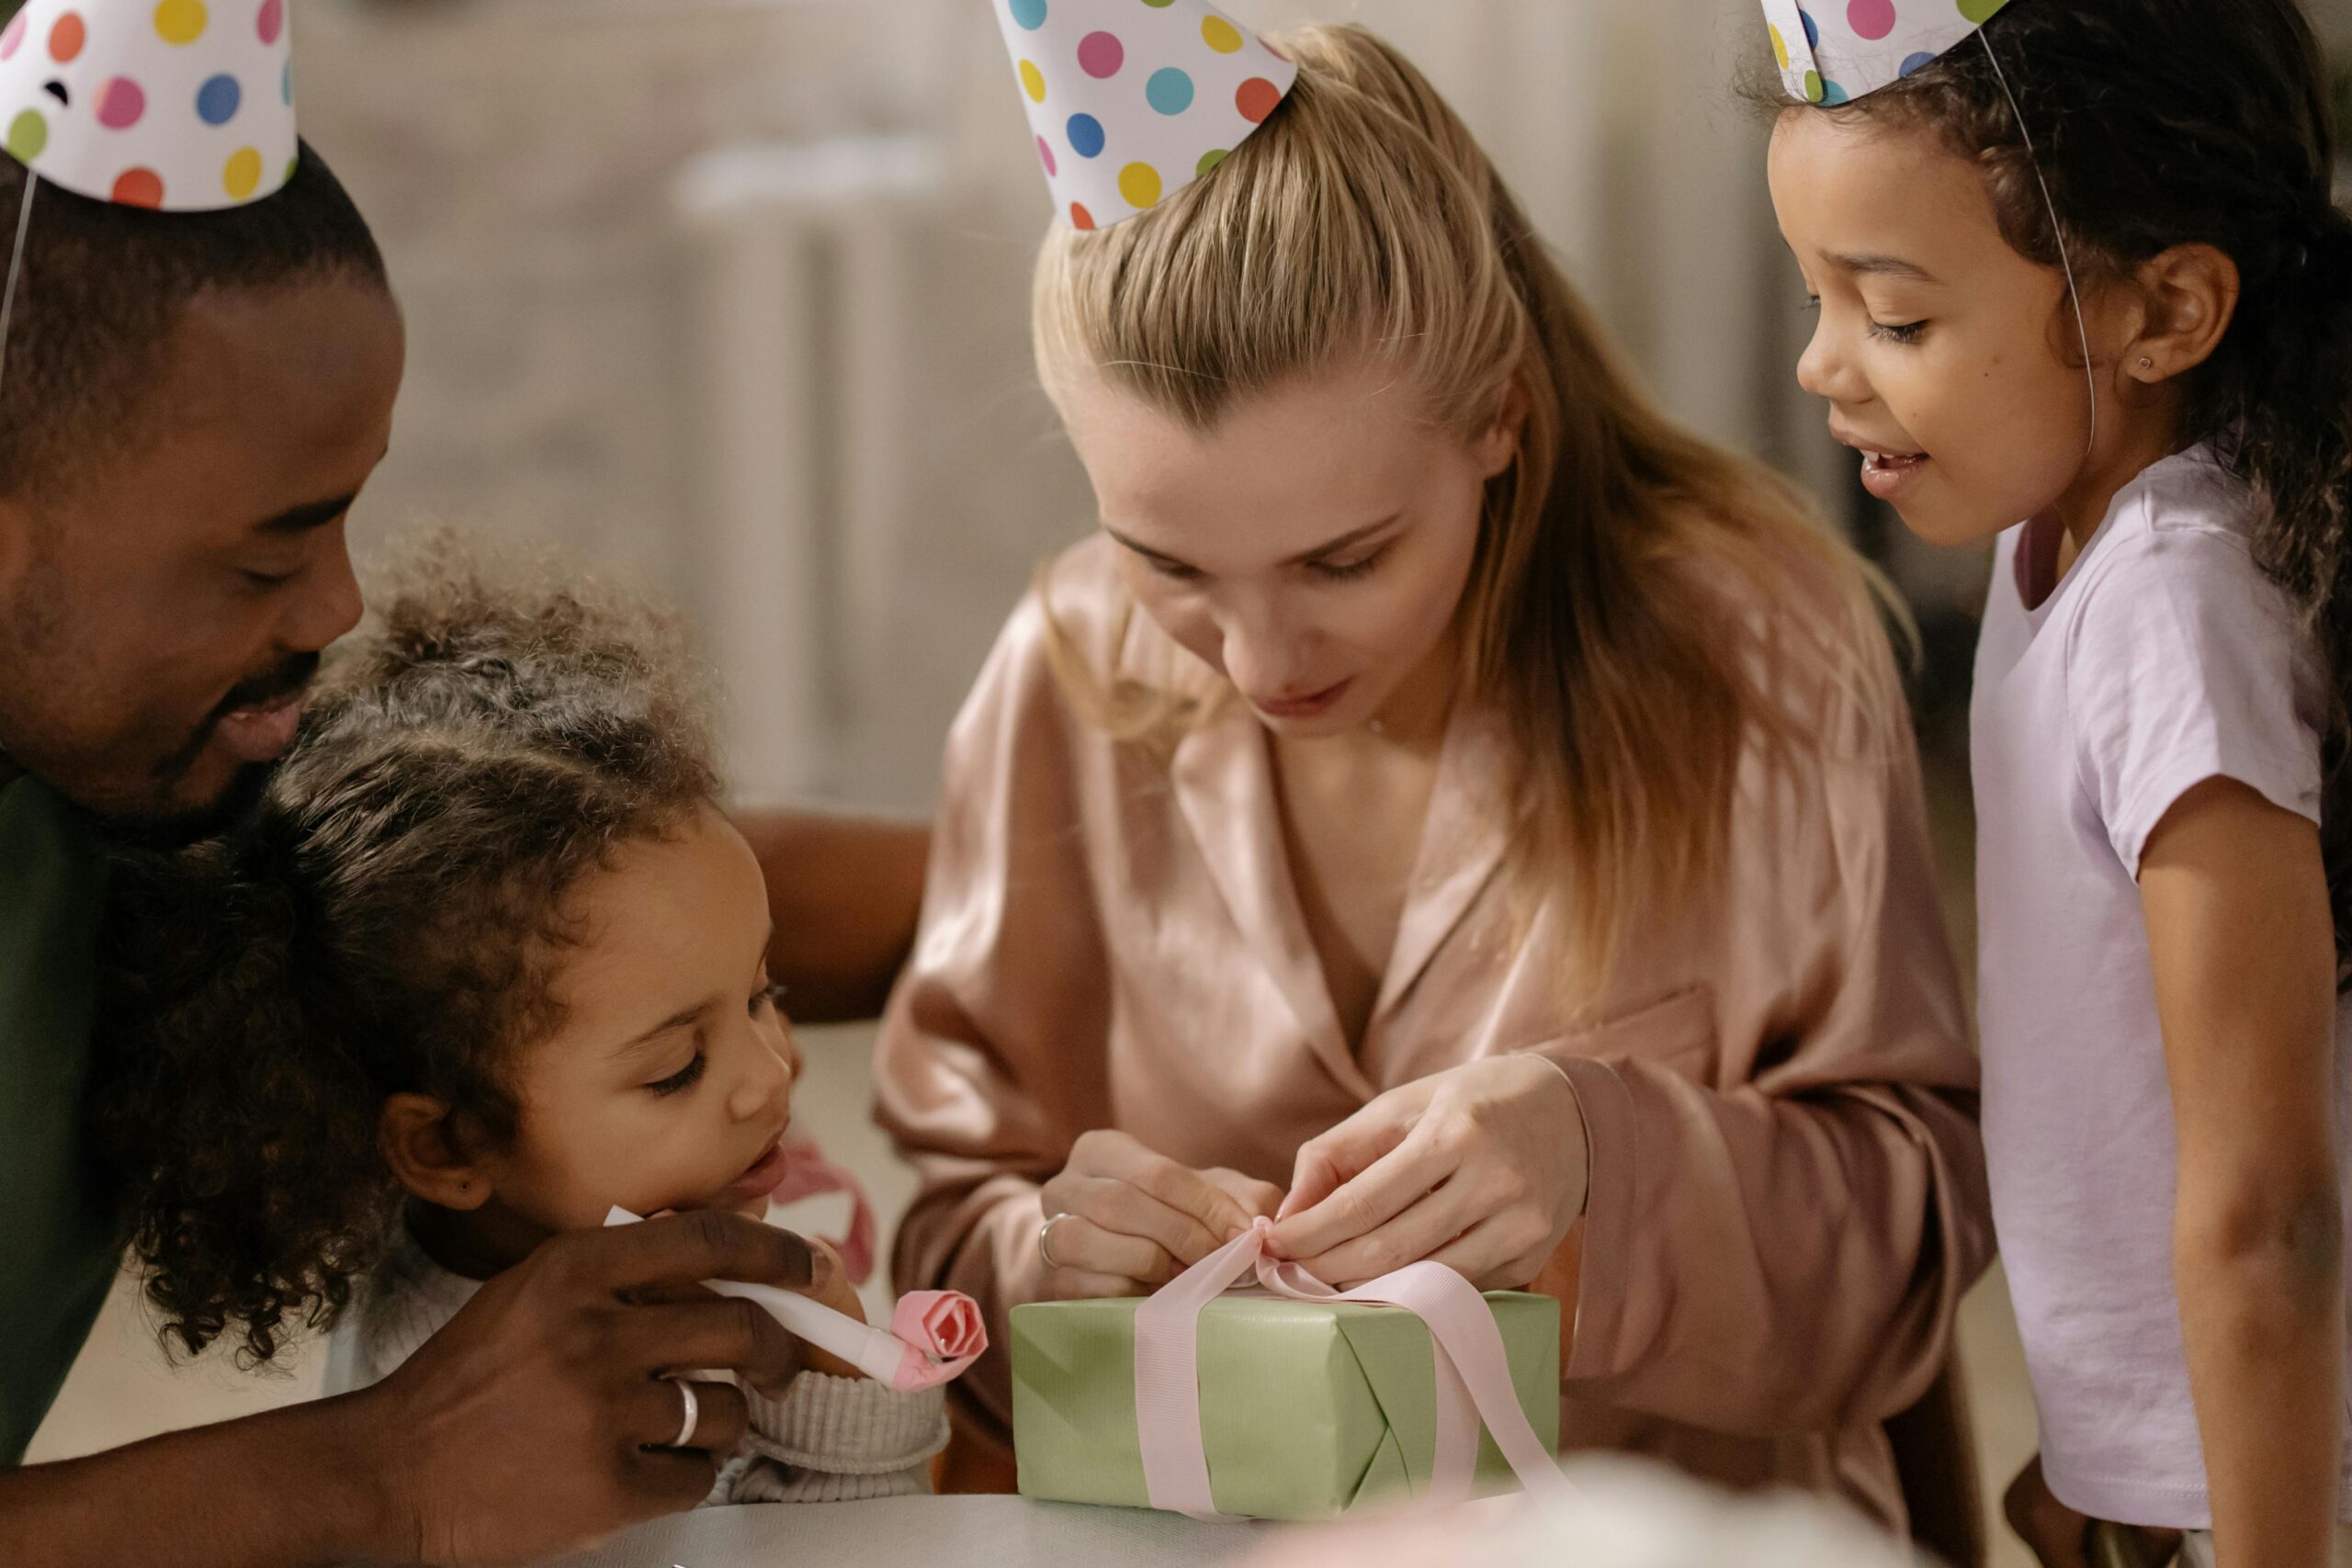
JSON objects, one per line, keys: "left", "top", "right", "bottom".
{"left": 149, "top": 652, "right": 323, "bottom": 788}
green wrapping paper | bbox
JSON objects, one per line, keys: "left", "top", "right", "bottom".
{"left": 1011, "top": 1290, "right": 1561, "bottom": 1521}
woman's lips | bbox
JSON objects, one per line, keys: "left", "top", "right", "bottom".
{"left": 1252, "top": 678, "right": 1352, "bottom": 722}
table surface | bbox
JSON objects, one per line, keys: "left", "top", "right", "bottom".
{"left": 552, "top": 1495, "right": 1274, "bottom": 1568}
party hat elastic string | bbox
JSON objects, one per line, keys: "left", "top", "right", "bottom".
{"left": 1977, "top": 29, "right": 2098, "bottom": 461}
{"left": 0, "top": 172, "right": 35, "bottom": 402}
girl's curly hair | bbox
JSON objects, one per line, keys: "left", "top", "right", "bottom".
{"left": 93, "top": 532, "right": 720, "bottom": 1365}
{"left": 1783, "top": 0, "right": 2352, "bottom": 976}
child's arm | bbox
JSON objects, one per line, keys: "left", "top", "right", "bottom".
{"left": 2142, "top": 776, "right": 2343, "bottom": 1568}
{"left": 724, "top": 1246, "right": 949, "bottom": 1503}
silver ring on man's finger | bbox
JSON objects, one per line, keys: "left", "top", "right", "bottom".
{"left": 667, "top": 1376, "right": 700, "bottom": 1448}
{"left": 1038, "top": 1212, "right": 1075, "bottom": 1272}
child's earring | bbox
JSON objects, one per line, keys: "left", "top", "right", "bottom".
{"left": 2136, "top": 355, "right": 2156, "bottom": 378}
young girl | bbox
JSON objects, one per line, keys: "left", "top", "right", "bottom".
{"left": 880, "top": 12, "right": 1991, "bottom": 1532}
{"left": 94, "top": 538, "right": 950, "bottom": 1506}
{"left": 1766, "top": 2, "right": 2352, "bottom": 1564}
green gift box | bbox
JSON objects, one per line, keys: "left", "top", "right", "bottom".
{"left": 1011, "top": 1290, "right": 1561, "bottom": 1521}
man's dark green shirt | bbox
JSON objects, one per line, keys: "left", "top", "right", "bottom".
{"left": 0, "top": 774, "right": 119, "bottom": 1465}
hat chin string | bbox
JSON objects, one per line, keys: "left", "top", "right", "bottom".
{"left": 0, "top": 170, "right": 35, "bottom": 404}
{"left": 1978, "top": 30, "right": 2098, "bottom": 464}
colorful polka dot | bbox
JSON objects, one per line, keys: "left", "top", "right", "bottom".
{"left": 0, "top": 12, "right": 25, "bottom": 62}
{"left": 1139, "top": 0, "right": 1174, "bottom": 7}
{"left": 1069, "top": 201, "right": 1095, "bottom": 231}
{"left": 1019, "top": 59, "right": 1046, "bottom": 102}
{"left": 197, "top": 73, "right": 242, "bottom": 125}
{"left": 1195, "top": 148, "right": 1227, "bottom": 177}
{"left": 1008, "top": 0, "right": 1046, "bottom": 28}
{"left": 154, "top": 0, "right": 209, "bottom": 45}
{"left": 1202, "top": 17, "right": 1243, "bottom": 54}
{"left": 1236, "top": 77, "right": 1281, "bottom": 124}
{"left": 1900, "top": 51, "right": 1939, "bottom": 76}
{"left": 1846, "top": 0, "right": 1895, "bottom": 40}
{"left": 1146, "top": 67, "right": 1193, "bottom": 116}
{"left": 1819, "top": 79, "right": 1851, "bottom": 105}
{"left": 96, "top": 78, "right": 146, "bottom": 130}
{"left": 1118, "top": 162, "right": 1161, "bottom": 209}
{"left": 49, "top": 11, "right": 85, "bottom": 63}
{"left": 1077, "top": 31, "right": 1123, "bottom": 79}
{"left": 1769, "top": 23, "right": 1789, "bottom": 70}
{"left": 223, "top": 146, "right": 262, "bottom": 200}
{"left": 1066, "top": 112, "right": 1105, "bottom": 159}
{"left": 6, "top": 109, "right": 45, "bottom": 163}
{"left": 1803, "top": 68, "right": 1825, "bottom": 103}
{"left": 112, "top": 167, "right": 164, "bottom": 208}
{"left": 282, "top": 58, "right": 292, "bottom": 105}
{"left": 1958, "top": 0, "right": 2007, "bottom": 21}
{"left": 1035, "top": 135, "right": 1057, "bottom": 176}
{"left": 256, "top": 0, "right": 282, "bottom": 45}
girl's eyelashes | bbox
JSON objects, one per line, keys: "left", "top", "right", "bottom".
{"left": 752, "top": 980, "right": 786, "bottom": 1017}
{"left": 1868, "top": 318, "right": 1929, "bottom": 346}
{"left": 645, "top": 1049, "right": 707, "bottom": 1098}
{"left": 239, "top": 567, "right": 300, "bottom": 592}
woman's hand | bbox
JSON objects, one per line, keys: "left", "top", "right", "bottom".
{"left": 1035, "top": 1130, "right": 1284, "bottom": 1300}
{"left": 1268, "top": 1055, "right": 1588, "bottom": 1290}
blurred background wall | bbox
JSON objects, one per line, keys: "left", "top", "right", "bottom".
{"left": 24, "top": 4, "right": 2352, "bottom": 1563}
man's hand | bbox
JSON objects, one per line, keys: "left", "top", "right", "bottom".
{"left": 0, "top": 1211, "right": 818, "bottom": 1568}
{"left": 363, "top": 1211, "right": 816, "bottom": 1566}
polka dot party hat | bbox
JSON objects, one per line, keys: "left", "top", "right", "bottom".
{"left": 994, "top": 0, "right": 1297, "bottom": 231}
{"left": 1759, "top": 0, "right": 2011, "bottom": 106}
{"left": 0, "top": 0, "right": 297, "bottom": 211}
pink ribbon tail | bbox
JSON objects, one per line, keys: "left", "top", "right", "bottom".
{"left": 775, "top": 1135, "right": 879, "bottom": 1285}
{"left": 1132, "top": 1218, "right": 1573, "bottom": 1521}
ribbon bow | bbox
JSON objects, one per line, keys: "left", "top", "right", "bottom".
{"left": 1133, "top": 1217, "right": 1574, "bottom": 1520}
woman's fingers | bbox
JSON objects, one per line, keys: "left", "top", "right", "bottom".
{"left": 1277, "top": 1096, "right": 1421, "bottom": 1221}
{"left": 1203, "top": 1168, "right": 1286, "bottom": 1223}
{"left": 1286, "top": 1168, "right": 1478, "bottom": 1288}
{"left": 1040, "top": 1212, "right": 1179, "bottom": 1286}
{"left": 1074, "top": 1175, "right": 1227, "bottom": 1265}
{"left": 1424, "top": 1211, "right": 1556, "bottom": 1292}
{"left": 1269, "top": 1127, "right": 1447, "bottom": 1265}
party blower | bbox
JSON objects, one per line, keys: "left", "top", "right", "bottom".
{"left": 605, "top": 1209, "right": 986, "bottom": 1393}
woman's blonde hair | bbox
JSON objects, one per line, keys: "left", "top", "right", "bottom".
{"left": 1034, "top": 24, "right": 1903, "bottom": 1001}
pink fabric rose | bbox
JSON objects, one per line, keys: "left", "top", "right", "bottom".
{"left": 886, "top": 1290, "right": 989, "bottom": 1391}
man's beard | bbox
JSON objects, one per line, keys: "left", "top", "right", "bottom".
{"left": 0, "top": 565, "right": 317, "bottom": 846}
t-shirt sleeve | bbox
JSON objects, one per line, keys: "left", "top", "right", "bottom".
{"left": 2070, "top": 525, "right": 2323, "bottom": 874}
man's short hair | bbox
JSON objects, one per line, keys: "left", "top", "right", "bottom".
{"left": 0, "top": 140, "right": 389, "bottom": 500}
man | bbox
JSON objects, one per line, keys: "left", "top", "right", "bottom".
{"left": 0, "top": 124, "right": 928, "bottom": 1568}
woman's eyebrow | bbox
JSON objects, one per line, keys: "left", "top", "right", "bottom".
{"left": 1281, "top": 514, "right": 1402, "bottom": 567}
{"left": 1831, "top": 251, "right": 1940, "bottom": 283}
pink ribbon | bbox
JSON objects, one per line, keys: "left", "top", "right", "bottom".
{"left": 1132, "top": 1217, "right": 1573, "bottom": 1520}
{"left": 774, "top": 1135, "right": 879, "bottom": 1286}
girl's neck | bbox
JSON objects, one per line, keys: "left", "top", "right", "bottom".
{"left": 405, "top": 1196, "right": 554, "bottom": 1282}
{"left": 2045, "top": 396, "right": 2192, "bottom": 573}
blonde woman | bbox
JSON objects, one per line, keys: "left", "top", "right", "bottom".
{"left": 877, "top": 23, "right": 1990, "bottom": 1529}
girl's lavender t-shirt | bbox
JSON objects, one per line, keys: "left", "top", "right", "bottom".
{"left": 1972, "top": 446, "right": 2352, "bottom": 1529}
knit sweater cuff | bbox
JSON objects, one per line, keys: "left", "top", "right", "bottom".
{"left": 743, "top": 1373, "right": 950, "bottom": 1476}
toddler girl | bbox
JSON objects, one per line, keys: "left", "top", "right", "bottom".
{"left": 95, "top": 537, "right": 949, "bottom": 1505}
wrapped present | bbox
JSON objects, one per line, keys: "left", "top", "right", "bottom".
{"left": 1012, "top": 1221, "right": 1565, "bottom": 1521}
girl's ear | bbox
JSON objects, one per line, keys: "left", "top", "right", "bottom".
{"left": 2127, "top": 243, "right": 2242, "bottom": 385}
{"left": 379, "top": 1093, "right": 493, "bottom": 1212}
